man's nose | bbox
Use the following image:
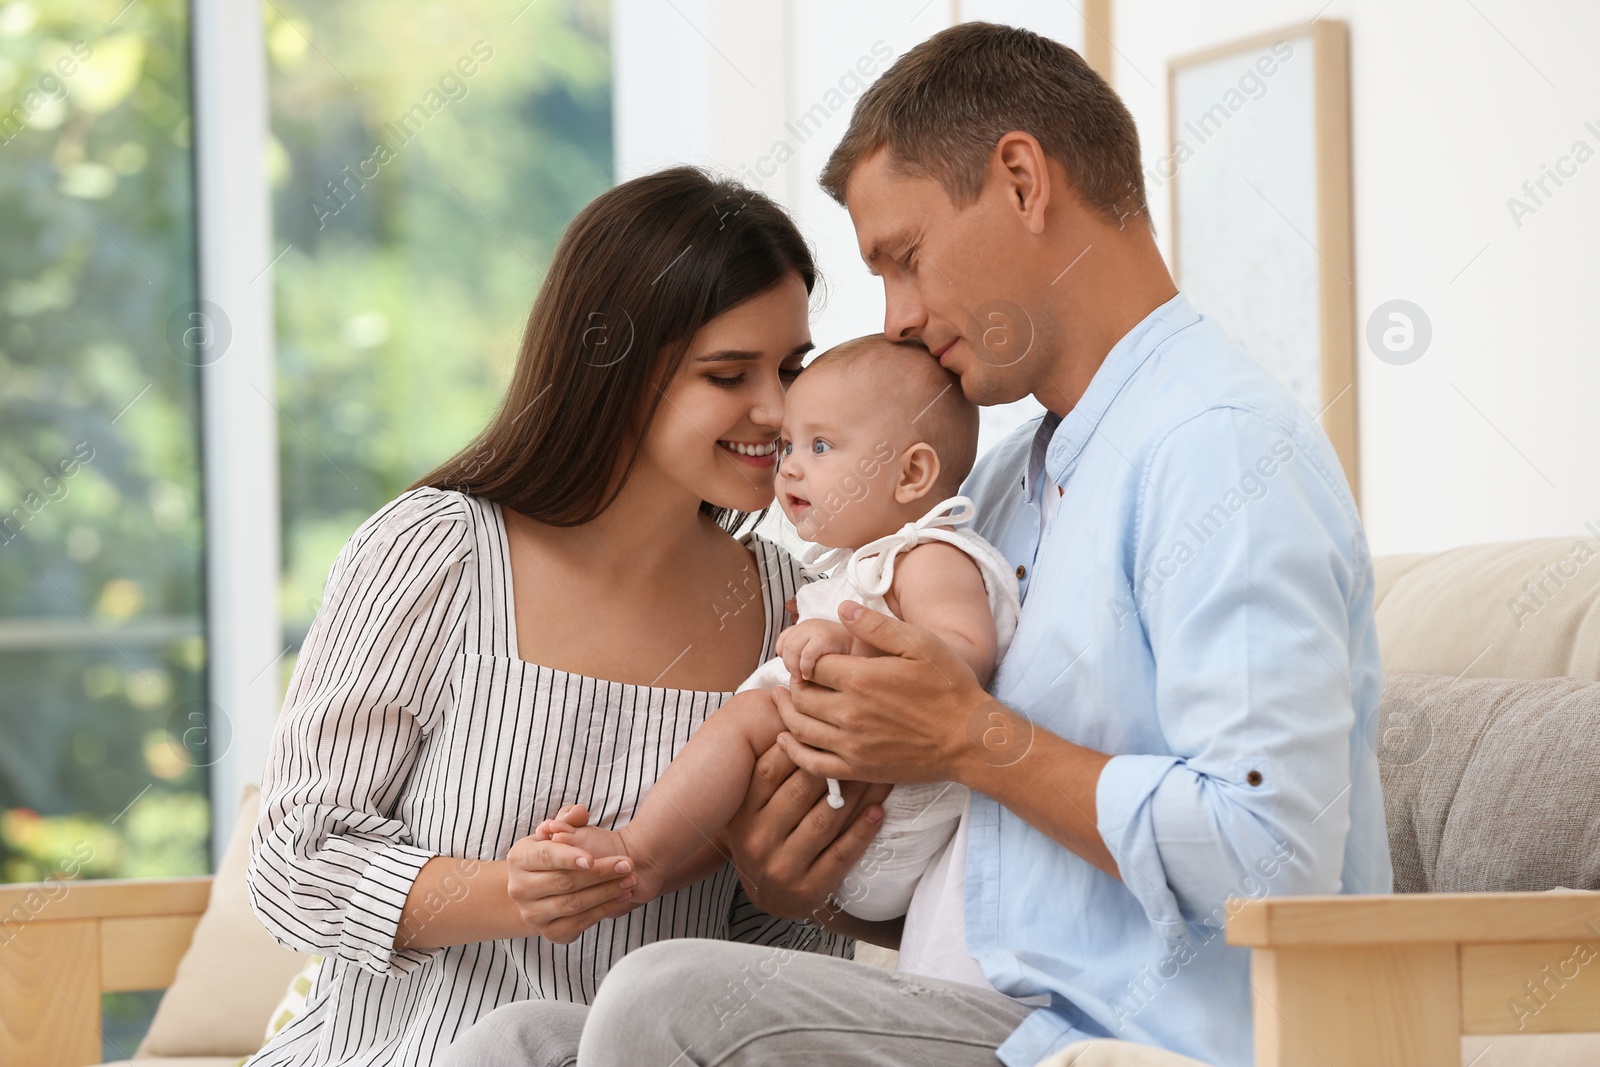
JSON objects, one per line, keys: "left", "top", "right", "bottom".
{"left": 883, "top": 277, "right": 928, "bottom": 342}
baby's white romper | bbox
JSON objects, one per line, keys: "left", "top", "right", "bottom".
{"left": 735, "top": 495, "right": 1021, "bottom": 921}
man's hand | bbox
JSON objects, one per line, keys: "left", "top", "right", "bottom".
{"left": 720, "top": 740, "right": 889, "bottom": 922}
{"left": 777, "top": 601, "right": 1120, "bottom": 879}
{"left": 776, "top": 618, "right": 854, "bottom": 681}
{"left": 774, "top": 601, "right": 990, "bottom": 786}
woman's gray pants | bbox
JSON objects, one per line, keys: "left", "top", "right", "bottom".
{"left": 439, "top": 938, "right": 1033, "bottom": 1066}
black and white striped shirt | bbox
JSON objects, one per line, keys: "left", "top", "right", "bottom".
{"left": 245, "top": 487, "right": 846, "bottom": 1066}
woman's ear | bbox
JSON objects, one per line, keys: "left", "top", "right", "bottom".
{"left": 893, "top": 442, "right": 942, "bottom": 504}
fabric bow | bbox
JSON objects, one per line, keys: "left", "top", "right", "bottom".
{"left": 798, "top": 495, "right": 977, "bottom": 597}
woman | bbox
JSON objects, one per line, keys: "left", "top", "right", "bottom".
{"left": 244, "top": 168, "right": 894, "bottom": 1066}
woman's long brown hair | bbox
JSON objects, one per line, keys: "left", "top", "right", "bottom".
{"left": 413, "top": 167, "right": 816, "bottom": 532}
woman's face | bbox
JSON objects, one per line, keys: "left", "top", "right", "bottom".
{"left": 637, "top": 272, "right": 813, "bottom": 515}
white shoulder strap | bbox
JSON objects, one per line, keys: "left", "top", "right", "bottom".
{"left": 842, "top": 496, "right": 977, "bottom": 599}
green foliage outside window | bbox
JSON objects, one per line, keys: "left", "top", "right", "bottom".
{"left": 0, "top": 0, "right": 612, "bottom": 886}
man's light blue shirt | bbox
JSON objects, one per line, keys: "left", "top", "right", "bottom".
{"left": 961, "top": 293, "right": 1392, "bottom": 1067}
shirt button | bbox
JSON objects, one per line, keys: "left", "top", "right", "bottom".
{"left": 1016, "top": 564, "right": 1027, "bottom": 580}
{"left": 1246, "top": 770, "right": 1264, "bottom": 786}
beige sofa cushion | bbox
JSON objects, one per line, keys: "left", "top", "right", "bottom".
{"left": 1379, "top": 672, "right": 1600, "bottom": 894}
{"left": 1035, "top": 1039, "right": 1213, "bottom": 1065}
{"left": 136, "top": 786, "right": 309, "bottom": 1058}
{"left": 1374, "top": 538, "right": 1600, "bottom": 681}
{"left": 1463, "top": 1034, "right": 1600, "bottom": 1067}
{"left": 1031, "top": 1037, "right": 1600, "bottom": 1066}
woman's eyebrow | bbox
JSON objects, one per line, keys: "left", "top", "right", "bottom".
{"left": 696, "top": 350, "right": 762, "bottom": 363}
{"left": 696, "top": 340, "right": 815, "bottom": 363}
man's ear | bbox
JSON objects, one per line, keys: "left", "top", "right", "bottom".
{"left": 994, "top": 131, "right": 1052, "bottom": 236}
{"left": 893, "top": 442, "right": 942, "bottom": 504}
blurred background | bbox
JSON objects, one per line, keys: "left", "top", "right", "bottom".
{"left": 1, "top": 0, "right": 1596, "bottom": 1046}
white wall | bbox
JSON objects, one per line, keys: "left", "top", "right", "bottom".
{"left": 1114, "top": 0, "right": 1600, "bottom": 555}
{"left": 614, "top": 1, "right": 1600, "bottom": 556}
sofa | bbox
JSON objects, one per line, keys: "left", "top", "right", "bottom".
{"left": 2, "top": 536, "right": 1597, "bottom": 1066}
{"left": 1214, "top": 538, "right": 1600, "bottom": 1067}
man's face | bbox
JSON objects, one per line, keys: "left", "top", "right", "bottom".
{"left": 844, "top": 148, "right": 1050, "bottom": 407}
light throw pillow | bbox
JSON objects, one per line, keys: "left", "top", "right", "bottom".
{"left": 1378, "top": 672, "right": 1600, "bottom": 893}
{"left": 264, "top": 955, "right": 323, "bottom": 1044}
{"left": 137, "top": 785, "right": 313, "bottom": 1058}
{"left": 220, "top": 959, "right": 323, "bottom": 1067}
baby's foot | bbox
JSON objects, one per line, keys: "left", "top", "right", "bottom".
{"left": 547, "top": 823, "right": 626, "bottom": 862}
{"left": 547, "top": 823, "right": 665, "bottom": 903}
{"left": 533, "top": 803, "right": 594, "bottom": 843}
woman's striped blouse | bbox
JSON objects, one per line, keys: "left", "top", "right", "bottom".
{"left": 245, "top": 487, "right": 847, "bottom": 1066}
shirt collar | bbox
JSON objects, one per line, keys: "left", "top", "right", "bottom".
{"left": 1024, "top": 410, "right": 1064, "bottom": 505}
{"left": 1038, "top": 291, "right": 1199, "bottom": 487}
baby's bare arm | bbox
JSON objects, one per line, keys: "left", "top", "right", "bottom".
{"left": 884, "top": 542, "right": 999, "bottom": 686}
{"left": 541, "top": 689, "right": 789, "bottom": 903}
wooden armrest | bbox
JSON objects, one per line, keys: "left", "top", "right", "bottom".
{"left": 0, "top": 877, "right": 212, "bottom": 923}
{"left": 1226, "top": 892, "right": 1600, "bottom": 1067}
{"left": 1228, "top": 890, "right": 1600, "bottom": 947}
{"left": 1, "top": 876, "right": 214, "bottom": 1067}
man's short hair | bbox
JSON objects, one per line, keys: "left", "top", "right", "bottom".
{"left": 820, "top": 22, "right": 1147, "bottom": 227}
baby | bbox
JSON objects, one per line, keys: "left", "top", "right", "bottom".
{"left": 536, "top": 335, "right": 1020, "bottom": 924}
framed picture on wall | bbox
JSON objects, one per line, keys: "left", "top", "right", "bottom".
{"left": 1168, "top": 20, "right": 1358, "bottom": 502}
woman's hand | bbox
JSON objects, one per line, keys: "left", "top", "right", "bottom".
{"left": 720, "top": 742, "right": 889, "bottom": 922}
{"left": 506, "top": 804, "right": 638, "bottom": 944}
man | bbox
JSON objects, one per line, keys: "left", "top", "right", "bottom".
{"left": 498, "top": 22, "right": 1390, "bottom": 1067}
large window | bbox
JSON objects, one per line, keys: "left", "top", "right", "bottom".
{"left": 1, "top": 0, "right": 210, "bottom": 885}
{"left": 3, "top": 0, "right": 611, "bottom": 1052}
{"left": 264, "top": 0, "right": 612, "bottom": 664}
{"left": 1, "top": 0, "right": 614, "bottom": 892}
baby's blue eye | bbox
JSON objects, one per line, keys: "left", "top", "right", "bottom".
{"left": 811, "top": 439, "right": 831, "bottom": 455}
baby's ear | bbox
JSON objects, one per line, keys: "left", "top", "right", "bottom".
{"left": 893, "top": 442, "right": 942, "bottom": 504}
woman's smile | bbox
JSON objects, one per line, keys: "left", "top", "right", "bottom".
{"left": 716, "top": 437, "right": 780, "bottom": 467}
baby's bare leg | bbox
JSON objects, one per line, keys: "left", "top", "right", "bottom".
{"left": 609, "top": 688, "right": 786, "bottom": 895}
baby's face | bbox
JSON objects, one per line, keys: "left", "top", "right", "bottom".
{"left": 775, "top": 365, "right": 906, "bottom": 548}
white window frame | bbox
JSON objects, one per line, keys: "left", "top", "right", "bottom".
{"left": 191, "top": 0, "right": 281, "bottom": 860}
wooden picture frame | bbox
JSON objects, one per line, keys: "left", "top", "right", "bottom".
{"left": 1168, "top": 21, "right": 1358, "bottom": 503}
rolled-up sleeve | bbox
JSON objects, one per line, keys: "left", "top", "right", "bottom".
{"left": 247, "top": 489, "right": 471, "bottom": 976}
{"left": 1096, "top": 408, "right": 1364, "bottom": 936}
